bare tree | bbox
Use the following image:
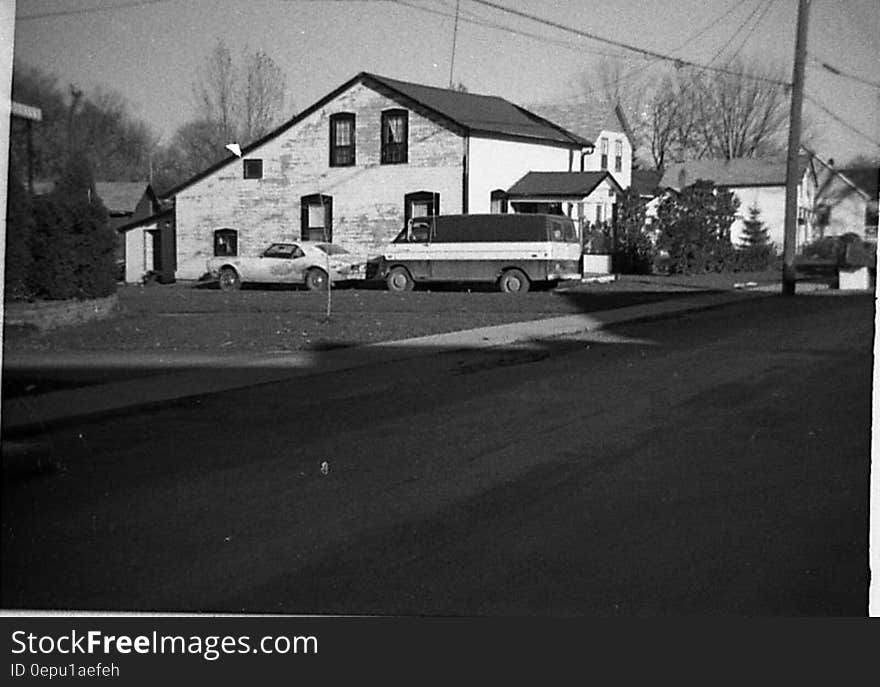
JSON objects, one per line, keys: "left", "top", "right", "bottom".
{"left": 194, "top": 39, "right": 288, "bottom": 147}
{"left": 195, "top": 40, "right": 238, "bottom": 145}
{"left": 240, "top": 48, "right": 286, "bottom": 143}
{"left": 583, "top": 56, "right": 792, "bottom": 170}
{"left": 689, "top": 58, "right": 790, "bottom": 160}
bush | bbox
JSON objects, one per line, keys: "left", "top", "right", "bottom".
{"left": 26, "top": 154, "right": 117, "bottom": 301}
{"left": 611, "top": 188, "right": 655, "bottom": 274}
{"left": 801, "top": 233, "right": 863, "bottom": 265}
{"left": 655, "top": 180, "right": 740, "bottom": 274}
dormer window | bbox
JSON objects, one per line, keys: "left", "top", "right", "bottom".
{"left": 381, "top": 109, "right": 408, "bottom": 164}
{"left": 243, "top": 159, "right": 263, "bottom": 179}
{"left": 600, "top": 138, "right": 609, "bottom": 170}
{"left": 330, "top": 113, "right": 356, "bottom": 167}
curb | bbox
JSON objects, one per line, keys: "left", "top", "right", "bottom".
{"left": 1, "top": 290, "right": 769, "bottom": 432}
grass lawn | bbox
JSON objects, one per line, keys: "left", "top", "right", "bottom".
{"left": 2, "top": 270, "right": 787, "bottom": 354}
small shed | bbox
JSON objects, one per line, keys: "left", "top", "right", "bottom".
{"left": 117, "top": 207, "right": 176, "bottom": 284}
{"left": 506, "top": 170, "right": 623, "bottom": 232}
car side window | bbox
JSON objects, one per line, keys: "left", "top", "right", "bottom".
{"left": 291, "top": 245, "right": 305, "bottom": 259}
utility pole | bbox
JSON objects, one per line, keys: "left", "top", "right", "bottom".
{"left": 782, "top": 0, "right": 811, "bottom": 296}
{"left": 449, "top": 0, "right": 461, "bottom": 89}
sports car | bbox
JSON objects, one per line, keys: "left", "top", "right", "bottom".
{"left": 206, "top": 242, "right": 367, "bottom": 291}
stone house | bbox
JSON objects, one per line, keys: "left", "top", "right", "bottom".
{"left": 163, "top": 72, "right": 591, "bottom": 280}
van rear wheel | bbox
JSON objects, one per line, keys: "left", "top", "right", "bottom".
{"left": 498, "top": 268, "right": 530, "bottom": 294}
{"left": 386, "top": 266, "right": 414, "bottom": 292}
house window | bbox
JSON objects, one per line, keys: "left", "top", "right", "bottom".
{"left": 614, "top": 140, "right": 623, "bottom": 173}
{"left": 243, "top": 159, "right": 263, "bottom": 179}
{"left": 301, "top": 194, "right": 333, "bottom": 242}
{"left": 404, "top": 191, "right": 439, "bottom": 224}
{"left": 815, "top": 203, "right": 831, "bottom": 226}
{"left": 381, "top": 109, "right": 408, "bottom": 164}
{"left": 600, "top": 138, "right": 609, "bottom": 170}
{"left": 213, "top": 228, "right": 238, "bottom": 257}
{"left": 490, "top": 189, "right": 508, "bottom": 214}
{"left": 595, "top": 205, "right": 603, "bottom": 224}
{"left": 330, "top": 113, "right": 355, "bottom": 167}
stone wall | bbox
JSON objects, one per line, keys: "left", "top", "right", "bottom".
{"left": 3, "top": 294, "right": 119, "bottom": 332}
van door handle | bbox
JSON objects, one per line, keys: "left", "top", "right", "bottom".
{"left": 530, "top": 253, "right": 538, "bottom": 257}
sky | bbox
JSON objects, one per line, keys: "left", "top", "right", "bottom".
{"left": 9, "top": 0, "right": 880, "bottom": 165}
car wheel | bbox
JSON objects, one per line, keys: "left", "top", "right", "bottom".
{"left": 498, "top": 268, "right": 530, "bottom": 294}
{"left": 305, "top": 268, "right": 329, "bottom": 291}
{"left": 218, "top": 267, "right": 241, "bottom": 291}
{"left": 386, "top": 266, "right": 414, "bottom": 292}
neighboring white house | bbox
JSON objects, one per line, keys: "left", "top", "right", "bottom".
{"left": 658, "top": 155, "right": 819, "bottom": 251}
{"left": 528, "top": 101, "right": 634, "bottom": 190}
{"left": 811, "top": 155, "right": 878, "bottom": 242}
{"left": 162, "top": 72, "right": 592, "bottom": 280}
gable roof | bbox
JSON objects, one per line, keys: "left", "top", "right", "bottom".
{"left": 630, "top": 168, "right": 663, "bottom": 196}
{"left": 839, "top": 167, "right": 879, "bottom": 199}
{"left": 526, "top": 100, "right": 631, "bottom": 145}
{"left": 659, "top": 156, "right": 812, "bottom": 191}
{"left": 162, "top": 72, "right": 588, "bottom": 199}
{"left": 506, "top": 171, "right": 622, "bottom": 198}
{"left": 367, "top": 74, "right": 589, "bottom": 147}
{"left": 95, "top": 182, "right": 155, "bottom": 215}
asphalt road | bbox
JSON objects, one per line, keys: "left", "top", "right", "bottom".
{"left": 1, "top": 293, "right": 872, "bottom": 616}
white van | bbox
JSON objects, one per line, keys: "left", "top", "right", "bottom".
{"left": 374, "top": 214, "right": 582, "bottom": 293}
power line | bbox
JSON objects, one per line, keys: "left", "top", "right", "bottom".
{"left": 467, "top": 0, "right": 791, "bottom": 87}
{"left": 719, "top": 0, "right": 779, "bottom": 68}
{"left": 808, "top": 55, "right": 880, "bottom": 90}
{"left": 16, "top": 0, "right": 173, "bottom": 20}
{"left": 703, "top": 0, "right": 767, "bottom": 69}
{"left": 804, "top": 92, "right": 880, "bottom": 147}
{"left": 390, "top": 0, "right": 635, "bottom": 60}
{"left": 667, "top": 0, "right": 744, "bottom": 54}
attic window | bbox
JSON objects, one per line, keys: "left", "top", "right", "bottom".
{"left": 600, "top": 138, "right": 609, "bottom": 170}
{"left": 615, "top": 140, "right": 623, "bottom": 173}
{"left": 381, "top": 109, "right": 408, "bottom": 164}
{"left": 243, "top": 159, "right": 263, "bottom": 179}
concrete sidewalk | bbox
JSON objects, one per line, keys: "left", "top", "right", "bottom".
{"left": 1, "top": 289, "right": 771, "bottom": 431}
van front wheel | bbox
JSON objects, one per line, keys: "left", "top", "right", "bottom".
{"left": 498, "top": 268, "right": 530, "bottom": 294}
{"left": 386, "top": 266, "right": 414, "bottom": 292}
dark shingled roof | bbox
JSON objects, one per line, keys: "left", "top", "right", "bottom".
{"left": 507, "top": 171, "right": 621, "bottom": 197}
{"left": 839, "top": 167, "right": 879, "bottom": 198}
{"left": 367, "top": 74, "right": 589, "bottom": 146}
{"left": 630, "top": 169, "right": 663, "bottom": 196}
{"left": 659, "top": 156, "right": 811, "bottom": 190}
{"left": 95, "top": 182, "right": 153, "bottom": 215}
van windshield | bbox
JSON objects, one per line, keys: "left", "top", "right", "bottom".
{"left": 550, "top": 220, "right": 579, "bottom": 243}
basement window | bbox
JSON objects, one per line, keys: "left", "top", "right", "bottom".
{"left": 243, "top": 159, "right": 263, "bottom": 179}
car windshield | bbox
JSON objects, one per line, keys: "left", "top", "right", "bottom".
{"left": 315, "top": 243, "right": 349, "bottom": 255}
